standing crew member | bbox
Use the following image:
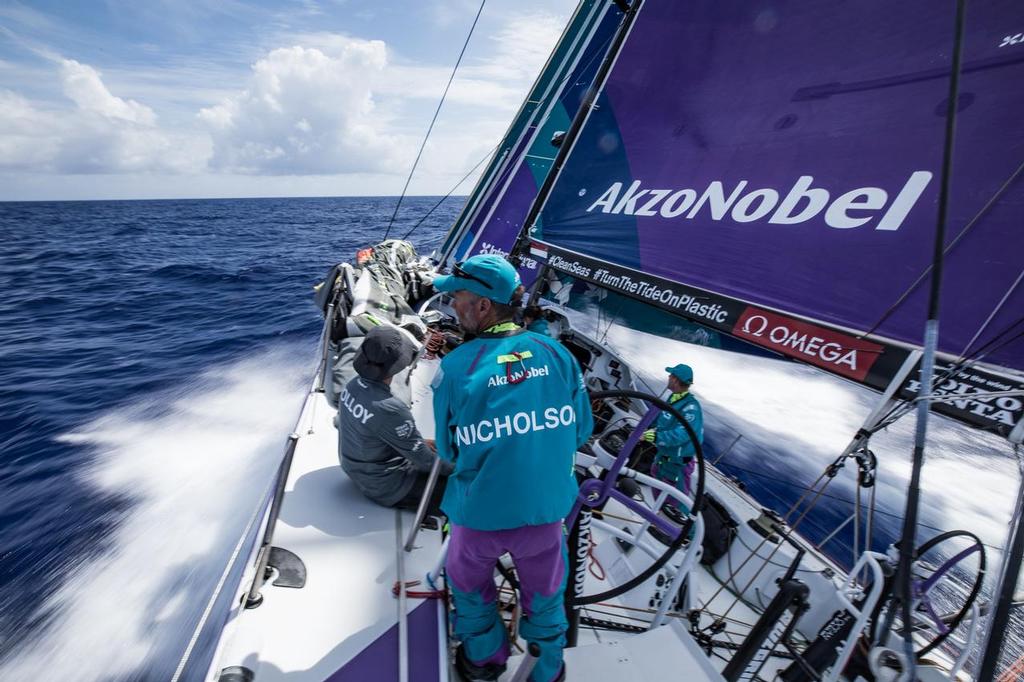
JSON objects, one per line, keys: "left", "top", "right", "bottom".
{"left": 643, "top": 363, "right": 703, "bottom": 514}
{"left": 431, "top": 255, "right": 593, "bottom": 682}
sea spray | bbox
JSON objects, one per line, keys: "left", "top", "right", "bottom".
{"left": 0, "top": 347, "right": 308, "bottom": 681}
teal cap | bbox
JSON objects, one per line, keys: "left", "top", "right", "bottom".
{"left": 665, "top": 363, "right": 694, "bottom": 383}
{"left": 432, "top": 254, "right": 521, "bottom": 304}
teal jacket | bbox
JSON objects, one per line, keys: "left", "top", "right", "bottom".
{"left": 433, "top": 326, "right": 593, "bottom": 530}
{"left": 654, "top": 392, "right": 703, "bottom": 463}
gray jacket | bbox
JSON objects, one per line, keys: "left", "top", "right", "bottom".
{"left": 338, "top": 376, "right": 436, "bottom": 506}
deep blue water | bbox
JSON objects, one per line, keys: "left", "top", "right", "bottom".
{"left": 0, "top": 196, "right": 457, "bottom": 680}
{"left": 0, "top": 196, "right": 1018, "bottom": 679}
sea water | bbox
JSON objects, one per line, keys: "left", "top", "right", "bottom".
{"left": 0, "top": 196, "right": 1019, "bottom": 679}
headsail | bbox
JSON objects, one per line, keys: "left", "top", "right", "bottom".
{"left": 524, "top": 0, "right": 1024, "bottom": 436}
{"left": 445, "top": 2, "right": 626, "bottom": 286}
{"left": 439, "top": 0, "right": 625, "bottom": 282}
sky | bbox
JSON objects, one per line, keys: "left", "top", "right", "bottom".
{"left": 0, "top": 0, "right": 576, "bottom": 201}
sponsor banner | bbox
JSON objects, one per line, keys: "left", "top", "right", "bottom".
{"left": 733, "top": 307, "right": 884, "bottom": 382}
{"left": 537, "top": 242, "right": 1024, "bottom": 438}
{"left": 900, "top": 364, "right": 1024, "bottom": 435}
{"left": 538, "top": 241, "right": 748, "bottom": 334}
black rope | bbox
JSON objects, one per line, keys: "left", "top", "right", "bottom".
{"left": 861, "top": 157, "right": 1024, "bottom": 340}
{"left": 400, "top": 143, "right": 499, "bottom": 240}
{"left": 438, "top": 24, "right": 620, "bottom": 264}
{"left": 382, "top": 0, "right": 487, "bottom": 240}
{"left": 868, "top": 319, "right": 1024, "bottom": 432}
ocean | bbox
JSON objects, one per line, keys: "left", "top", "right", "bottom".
{"left": 0, "top": 196, "right": 1018, "bottom": 679}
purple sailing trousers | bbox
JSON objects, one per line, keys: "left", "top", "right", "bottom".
{"left": 446, "top": 521, "right": 568, "bottom": 682}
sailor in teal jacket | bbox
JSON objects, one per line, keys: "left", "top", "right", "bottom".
{"left": 431, "top": 254, "right": 592, "bottom": 682}
{"left": 643, "top": 363, "right": 703, "bottom": 510}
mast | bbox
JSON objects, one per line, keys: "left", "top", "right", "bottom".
{"left": 449, "top": 0, "right": 624, "bottom": 276}
{"left": 894, "top": 1, "right": 965, "bottom": 675}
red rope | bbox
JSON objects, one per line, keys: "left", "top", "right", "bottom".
{"left": 588, "top": 540, "right": 606, "bottom": 581}
{"left": 392, "top": 579, "right": 446, "bottom": 600}
{"left": 506, "top": 352, "right": 527, "bottom": 384}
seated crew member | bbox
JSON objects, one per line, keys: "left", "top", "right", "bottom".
{"left": 521, "top": 304, "right": 551, "bottom": 337}
{"left": 338, "top": 325, "right": 450, "bottom": 513}
{"left": 431, "top": 254, "right": 593, "bottom": 682}
{"left": 643, "top": 363, "right": 703, "bottom": 516}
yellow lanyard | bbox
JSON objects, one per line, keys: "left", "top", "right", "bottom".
{"left": 485, "top": 321, "right": 520, "bottom": 334}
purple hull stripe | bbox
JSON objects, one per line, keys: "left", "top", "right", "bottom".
{"left": 328, "top": 601, "right": 442, "bottom": 681}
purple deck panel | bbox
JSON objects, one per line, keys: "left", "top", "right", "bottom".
{"left": 328, "top": 601, "right": 442, "bottom": 682}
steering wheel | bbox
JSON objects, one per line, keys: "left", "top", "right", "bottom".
{"left": 870, "top": 529, "right": 986, "bottom": 658}
{"left": 566, "top": 389, "right": 705, "bottom": 606}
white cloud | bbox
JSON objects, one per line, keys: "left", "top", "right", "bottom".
{"left": 0, "top": 90, "right": 61, "bottom": 168}
{"left": 0, "top": 3, "right": 573, "bottom": 195}
{"left": 469, "top": 12, "right": 566, "bottom": 85}
{"left": 60, "top": 59, "right": 156, "bottom": 124}
{"left": 199, "top": 39, "right": 406, "bottom": 175}
{"left": 428, "top": 0, "right": 482, "bottom": 29}
{"left": 0, "top": 60, "right": 207, "bottom": 175}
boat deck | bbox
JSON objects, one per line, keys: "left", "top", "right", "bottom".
{"left": 209, "top": 358, "right": 848, "bottom": 682}
{"left": 212, "top": 389, "right": 448, "bottom": 681}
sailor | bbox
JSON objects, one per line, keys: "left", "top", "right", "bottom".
{"left": 431, "top": 254, "right": 593, "bottom": 682}
{"left": 643, "top": 363, "right": 703, "bottom": 514}
{"left": 337, "top": 325, "right": 449, "bottom": 513}
{"left": 521, "top": 304, "right": 552, "bottom": 337}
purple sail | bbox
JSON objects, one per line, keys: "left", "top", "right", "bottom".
{"left": 531, "top": 0, "right": 1024, "bottom": 433}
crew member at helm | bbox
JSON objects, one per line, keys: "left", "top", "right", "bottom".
{"left": 643, "top": 363, "right": 703, "bottom": 514}
{"left": 337, "top": 325, "right": 449, "bottom": 514}
{"left": 431, "top": 254, "right": 593, "bottom": 682}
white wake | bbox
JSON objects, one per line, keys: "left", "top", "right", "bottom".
{"left": 0, "top": 346, "right": 310, "bottom": 681}
{"left": 577, "top": 313, "right": 1020, "bottom": 560}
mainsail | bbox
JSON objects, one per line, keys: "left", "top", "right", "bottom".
{"left": 521, "top": 0, "right": 1024, "bottom": 436}
{"left": 439, "top": 0, "right": 626, "bottom": 285}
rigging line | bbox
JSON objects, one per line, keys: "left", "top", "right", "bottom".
{"left": 382, "top": 0, "right": 487, "bottom": 241}
{"left": 861, "top": 157, "right": 1024, "bottom": 339}
{"left": 721, "top": 460, "right": 1003, "bottom": 549}
{"left": 869, "top": 322, "right": 1024, "bottom": 431}
{"left": 440, "top": 25, "right": 614, "bottom": 264}
{"left": 958, "top": 267, "right": 1024, "bottom": 361}
{"left": 946, "top": 318, "right": 1024, "bottom": 376}
{"left": 401, "top": 143, "right": 499, "bottom": 241}
{"left": 599, "top": 295, "right": 628, "bottom": 345}
{"left": 439, "top": 26, "right": 618, "bottom": 263}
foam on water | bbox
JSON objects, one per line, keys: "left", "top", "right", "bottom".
{"left": 0, "top": 346, "right": 309, "bottom": 681}
{"left": 588, "top": 318, "right": 1020, "bottom": 558}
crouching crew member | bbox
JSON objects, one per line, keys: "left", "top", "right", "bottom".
{"left": 431, "top": 255, "right": 593, "bottom": 682}
{"left": 643, "top": 363, "right": 703, "bottom": 513}
{"left": 338, "top": 325, "right": 450, "bottom": 513}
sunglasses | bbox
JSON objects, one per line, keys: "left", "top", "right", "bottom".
{"left": 452, "top": 262, "right": 494, "bottom": 290}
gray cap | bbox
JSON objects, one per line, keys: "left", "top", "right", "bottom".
{"left": 354, "top": 326, "right": 417, "bottom": 382}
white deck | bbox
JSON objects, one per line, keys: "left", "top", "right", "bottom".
{"left": 212, "top": 389, "right": 448, "bottom": 681}
{"left": 207, "top": 351, "right": 906, "bottom": 682}
{"left": 209, "top": 383, "right": 835, "bottom": 681}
